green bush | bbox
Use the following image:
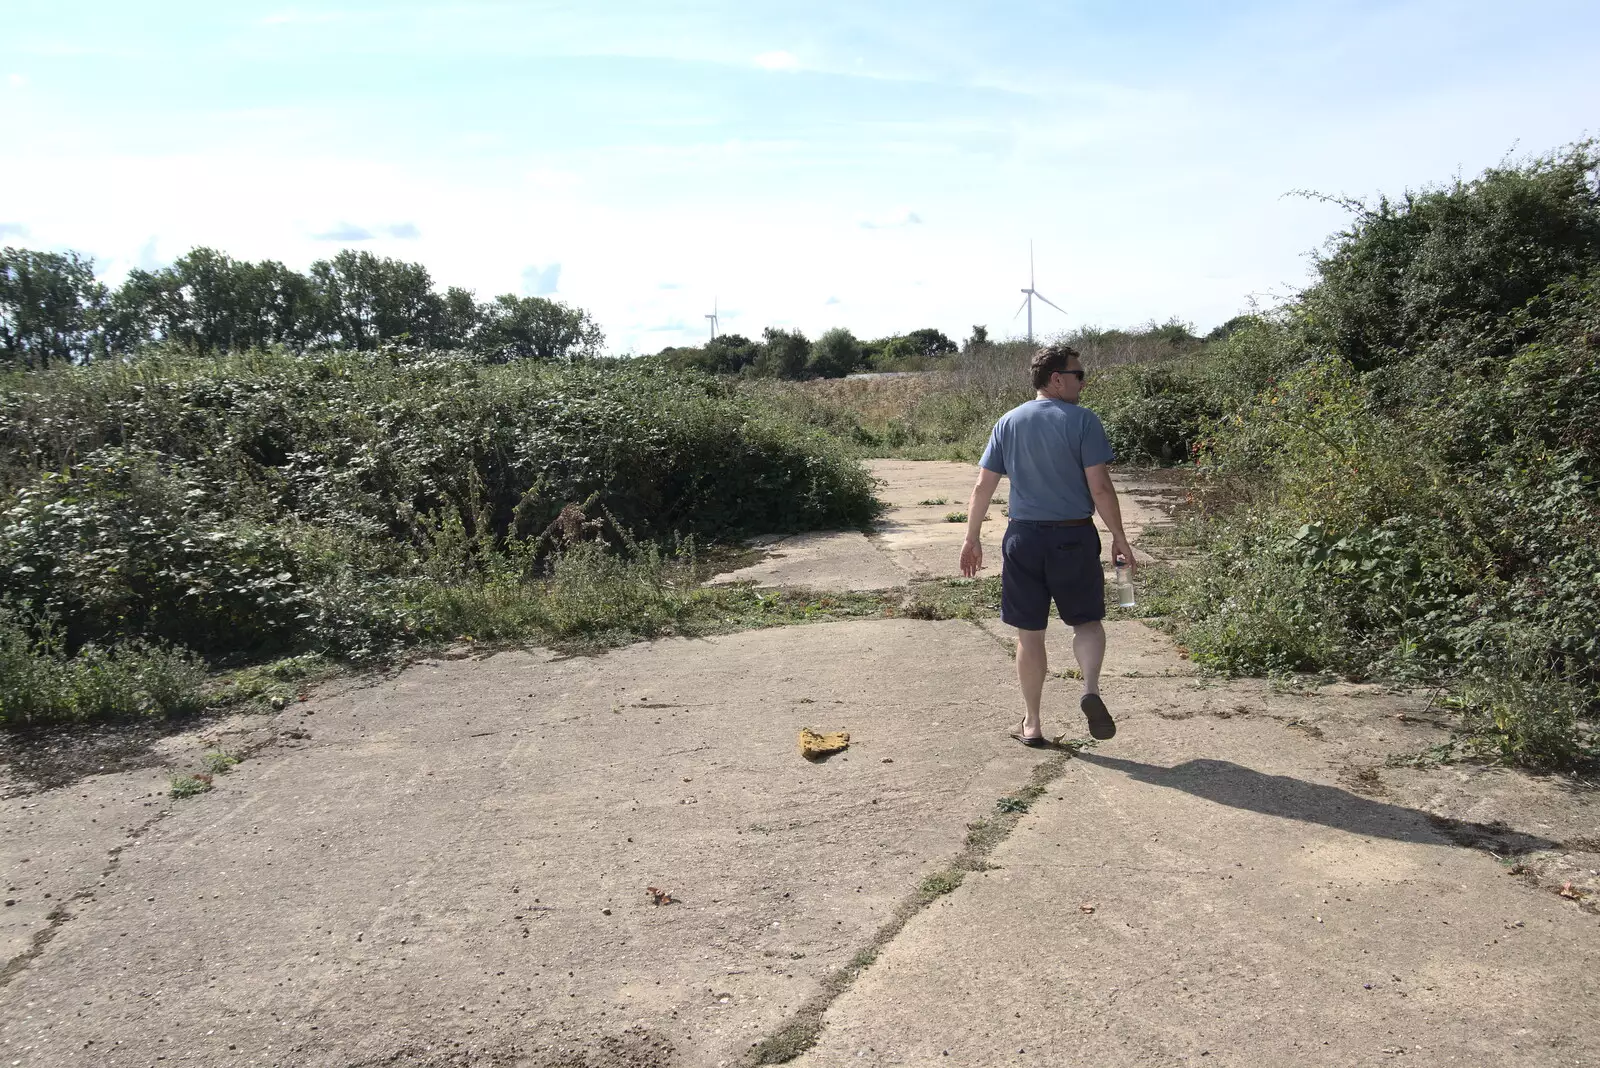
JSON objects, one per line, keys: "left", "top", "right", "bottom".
{"left": 0, "top": 350, "right": 881, "bottom": 672}
{"left": 0, "top": 605, "right": 207, "bottom": 727}
{"left": 1302, "top": 142, "right": 1600, "bottom": 370}
{"left": 1171, "top": 145, "right": 1600, "bottom": 768}
{"left": 0, "top": 448, "right": 306, "bottom": 653}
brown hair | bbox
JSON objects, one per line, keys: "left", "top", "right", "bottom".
{"left": 1030, "top": 343, "right": 1081, "bottom": 390}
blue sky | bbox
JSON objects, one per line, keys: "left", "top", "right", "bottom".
{"left": 2, "top": 1, "right": 1596, "bottom": 353}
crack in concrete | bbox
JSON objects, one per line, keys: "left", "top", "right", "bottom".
{"left": 742, "top": 740, "right": 1076, "bottom": 1065}
{"left": 0, "top": 723, "right": 297, "bottom": 991}
{"left": 0, "top": 808, "right": 165, "bottom": 989}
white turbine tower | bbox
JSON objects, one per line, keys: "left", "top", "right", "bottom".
{"left": 705, "top": 297, "right": 719, "bottom": 342}
{"left": 1013, "top": 241, "right": 1066, "bottom": 344}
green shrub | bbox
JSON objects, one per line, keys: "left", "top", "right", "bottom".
{"left": 1302, "top": 142, "right": 1600, "bottom": 370}
{"left": 1169, "top": 145, "right": 1600, "bottom": 768}
{"left": 0, "top": 605, "right": 207, "bottom": 727}
{"left": 0, "top": 352, "right": 880, "bottom": 665}
{"left": 0, "top": 448, "right": 306, "bottom": 653}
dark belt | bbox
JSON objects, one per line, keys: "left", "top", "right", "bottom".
{"left": 1016, "top": 517, "right": 1094, "bottom": 527}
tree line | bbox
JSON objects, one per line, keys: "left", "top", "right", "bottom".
{"left": 0, "top": 246, "right": 605, "bottom": 369}
{"left": 654, "top": 325, "right": 971, "bottom": 380}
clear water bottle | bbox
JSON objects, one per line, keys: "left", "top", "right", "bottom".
{"left": 1114, "top": 556, "right": 1136, "bottom": 608}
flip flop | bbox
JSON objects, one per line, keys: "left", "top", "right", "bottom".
{"left": 1009, "top": 730, "right": 1050, "bottom": 749}
{"left": 1081, "top": 693, "right": 1116, "bottom": 740}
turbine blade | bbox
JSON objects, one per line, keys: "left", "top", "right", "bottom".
{"left": 1033, "top": 291, "right": 1067, "bottom": 315}
{"left": 1030, "top": 240, "right": 1035, "bottom": 289}
{"left": 1012, "top": 294, "right": 1030, "bottom": 320}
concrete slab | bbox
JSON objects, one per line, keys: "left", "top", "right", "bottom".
{"left": 8, "top": 457, "right": 1596, "bottom": 1068}
{"left": 0, "top": 619, "right": 1072, "bottom": 1068}
{"left": 793, "top": 705, "right": 1600, "bottom": 1067}
{"left": 708, "top": 531, "right": 907, "bottom": 591}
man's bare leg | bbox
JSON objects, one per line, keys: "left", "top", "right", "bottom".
{"left": 1072, "top": 620, "right": 1117, "bottom": 739}
{"left": 1072, "top": 620, "right": 1106, "bottom": 696}
{"left": 1015, "top": 628, "right": 1048, "bottom": 738}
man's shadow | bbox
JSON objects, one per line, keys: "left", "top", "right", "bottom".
{"left": 1071, "top": 751, "right": 1561, "bottom": 854}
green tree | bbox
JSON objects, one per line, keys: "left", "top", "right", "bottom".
{"left": 807, "top": 327, "right": 863, "bottom": 378}
{"left": 309, "top": 250, "right": 445, "bottom": 350}
{"left": 904, "top": 327, "right": 956, "bottom": 359}
{"left": 474, "top": 294, "right": 604, "bottom": 362}
{"left": 964, "top": 324, "right": 989, "bottom": 351}
{"left": 755, "top": 327, "right": 811, "bottom": 378}
{"left": 107, "top": 249, "right": 322, "bottom": 356}
{"left": 437, "top": 286, "right": 484, "bottom": 350}
{"left": 704, "top": 333, "right": 759, "bottom": 374}
{"left": 0, "top": 248, "right": 107, "bottom": 369}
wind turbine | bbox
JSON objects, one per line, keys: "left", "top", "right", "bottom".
{"left": 705, "top": 297, "right": 719, "bottom": 342}
{"left": 1013, "top": 241, "right": 1066, "bottom": 344}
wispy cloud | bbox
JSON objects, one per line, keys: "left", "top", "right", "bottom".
{"left": 657, "top": 281, "right": 683, "bottom": 289}
{"left": 753, "top": 50, "right": 800, "bottom": 71}
{"left": 0, "top": 222, "right": 29, "bottom": 239}
{"left": 311, "top": 222, "right": 374, "bottom": 242}
{"left": 6, "top": 74, "right": 26, "bottom": 88}
{"left": 522, "top": 263, "right": 561, "bottom": 296}
{"left": 859, "top": 209, "right": 922, "bottom": 230}
{"left": 825, "top": 296, "right": 841, "bottom": 305}
{"left": 382, "top": 222, "right": 420, "bottom": 239}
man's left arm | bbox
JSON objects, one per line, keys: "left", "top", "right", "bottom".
{"left": 959, "top": 467, "right": 1003, "bottom": 577}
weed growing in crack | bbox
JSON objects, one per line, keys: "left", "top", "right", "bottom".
{"left": 917, "top": 870, "right": 965, "bottom": 899}
{"left": 202, "top": 751, "right": 241, "bottom": 775}
{"left": 169, "top": 774, "right": 212, "bottom": 799}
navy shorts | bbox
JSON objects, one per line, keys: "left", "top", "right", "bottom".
{"left": 1000, "top": 521, "right": 1105, "bottom": 630}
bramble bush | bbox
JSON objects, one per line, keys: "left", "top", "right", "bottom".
{"left": 0, "top": 351, "right": 881, "bottom": 723}
{"left": 1174, "top": 144, "right": 1600, "bottom": 768}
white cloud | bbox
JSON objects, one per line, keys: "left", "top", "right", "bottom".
{"left": 382, "top": 222, "right": 421, "bottom": 239}
{"left": 0, "top": 222, "right": 29, "bottom": 239}
{"left": 753, "top": 50, "right": 800, "bottom": 72}
{"left": 7, "top": 74, "right": 26, "bottom": 88}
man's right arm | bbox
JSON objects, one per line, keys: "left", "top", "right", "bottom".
{"left": 1086, "top": 463, "right": 1135, "bottom": 574}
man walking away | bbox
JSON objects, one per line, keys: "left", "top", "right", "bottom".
{"left": 958, "top": 344, "right": 1134, "bottom": 746}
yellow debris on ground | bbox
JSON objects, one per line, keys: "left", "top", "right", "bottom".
{"left": 798, "top": 727, "right": 850, "bottom": 761}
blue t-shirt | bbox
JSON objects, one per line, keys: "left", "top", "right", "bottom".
{"left": 979, "top": 398, "right": 1116, "bottom": 521}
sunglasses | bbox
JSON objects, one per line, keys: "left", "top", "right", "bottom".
{"left": 1057, "top": 368, "right": 1085, "bottom": 381}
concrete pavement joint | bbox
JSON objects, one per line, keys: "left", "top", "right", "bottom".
{"left": 743, "top": 750, "right": 1074, "bottom": 1065}
{"left": 0, "top": 719, "right": 301, "bottom": 990}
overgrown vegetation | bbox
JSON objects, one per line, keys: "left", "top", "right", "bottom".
{"left": 0, "top": 350, "right": 878, "bottom": 725}
{"left": 1175, "top": 144, "right": 1600, "bottom": 769}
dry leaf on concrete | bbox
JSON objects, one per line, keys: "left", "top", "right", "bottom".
{"left": 799, "top": 727, "right": 850, "bottom": 761}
